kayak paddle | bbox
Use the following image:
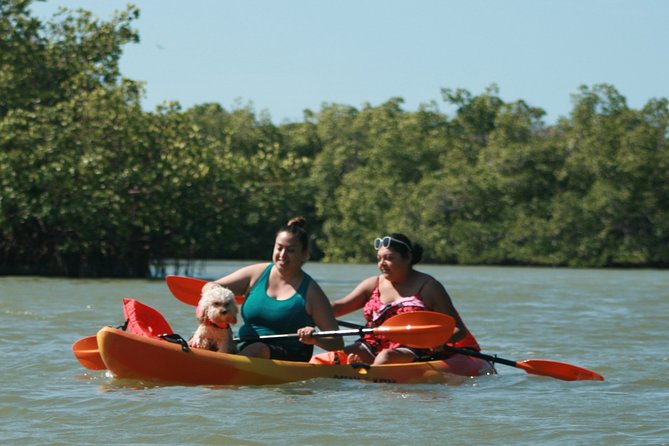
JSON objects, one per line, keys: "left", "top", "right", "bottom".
{"left": 334, "top": 319, "right": 603, "bottom": 381}
{"left": 72, "top": 335, "right": 106, "bottom": 370}
{"left": 166, "top": 275, "right": 244, "bottom": 305}
{"left": 443, "top": 346, "right": 604, "bottom": 381}
{"left": 164, "top": 276, "right": 603, "bottom": 380}
{"left": 235, "top": 311, "right": 456, "bottom": 349}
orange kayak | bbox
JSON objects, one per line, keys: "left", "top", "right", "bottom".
{"left": 97, "top": 326, "right": 496, "bottom": 386}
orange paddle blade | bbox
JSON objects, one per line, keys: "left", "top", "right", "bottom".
{"left": 516, "top": 359, "right": 605, "bottom": 381}
{"left": 165, "top": 275, "right": 244, "bottom": 306}
{"left": 442, "top": 346, "right": 605, "bottom": 381}
{"left": 72, "top": 335, "right": 106, "bottom": 370}
{"left": 166, "top": 275, "right": 205, "bottom": 305}
{"left": 374, "top": 311, "right": 456, "bottom": 348}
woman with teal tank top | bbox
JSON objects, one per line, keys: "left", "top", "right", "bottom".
{"left": 202, "top": 217, "right": 343, "bottom": 361}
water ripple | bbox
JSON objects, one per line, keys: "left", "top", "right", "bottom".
{"left": 1, "top": 267, "right": 667, "bottom": 445}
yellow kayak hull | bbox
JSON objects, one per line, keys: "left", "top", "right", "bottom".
{"left": 97, "top": 326, "right": 495, "bottom": 386}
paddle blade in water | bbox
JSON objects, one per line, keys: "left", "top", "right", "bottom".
{"left": 72, "top": 336, "right": 106, "bottom": 370}
{"left": 516, "top": 359, "right": 605, "bottom": 381}
{"left": 374, "top": 311, "right": 455, "bottom": 348}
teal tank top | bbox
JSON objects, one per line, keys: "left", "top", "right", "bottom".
{"left": 238, "top": 264, "right": 315, "bottom": 358}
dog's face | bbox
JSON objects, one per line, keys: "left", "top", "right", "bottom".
{"left": 196, "top": 285, "right": 238, "bottom": 326}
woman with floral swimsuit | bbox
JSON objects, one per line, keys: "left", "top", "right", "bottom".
{"left": 331, "top": 233, "right": 480, "bottom": 365}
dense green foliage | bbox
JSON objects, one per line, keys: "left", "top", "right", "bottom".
{"left": 1, "top": 1, "right": 668, "bottom": 276}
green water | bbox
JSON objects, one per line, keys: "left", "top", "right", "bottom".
{"left": 1, "top": 262, "right": 667, "bottom": 445}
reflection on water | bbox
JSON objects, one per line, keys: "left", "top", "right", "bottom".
{"left": 1, "top": 263, "right": 668, "bottom": 444}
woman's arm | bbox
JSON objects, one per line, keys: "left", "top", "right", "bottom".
{"left": 331, "top": 276, "right": 376, "bottom": 317}
{"left": 301, "top": 282, "right": 344, "bottom": 351}
{"left": 421, "top": 277, "right": 467, "bottom": 343}
{"left": 203, "top": 262, "right": 269, "bottom": 297}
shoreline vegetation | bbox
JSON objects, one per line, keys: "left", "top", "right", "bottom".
{"left": 1, "top": 2, "right": 668, "bottom": 277}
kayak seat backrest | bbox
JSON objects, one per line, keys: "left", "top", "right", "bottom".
{"left": 122, "top": 298, "right": 174, "bottom": 338}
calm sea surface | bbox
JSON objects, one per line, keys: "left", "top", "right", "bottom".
{"left": 1, "top": 262, "right": 667, "bottom": 445}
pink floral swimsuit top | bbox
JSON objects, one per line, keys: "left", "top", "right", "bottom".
{"left": 361, "top": 278, "right": 429, "bottom": 353}
{"left": 361, "top": 277, "right": 481, "bottom": 354}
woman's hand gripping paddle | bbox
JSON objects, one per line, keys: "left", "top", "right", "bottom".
{"left": 235, "top": 311, "right": 456, "bottom": 349}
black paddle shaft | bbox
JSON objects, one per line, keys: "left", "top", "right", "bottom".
{"left": 443, "top": 346, "right": 517, "bottom": 367}
{"left": 234, "top": 327, "right": 366, "bottom": 343}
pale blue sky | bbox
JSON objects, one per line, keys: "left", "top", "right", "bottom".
{"left": 31, "top": 0, "right": 669, "bottom": 125}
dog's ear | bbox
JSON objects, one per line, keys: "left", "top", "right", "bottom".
{"left": 195, "top": 299, "right": 206, "bottom": 322}
{"left": 229, "top": 301, "right": 239, "bottom": 324}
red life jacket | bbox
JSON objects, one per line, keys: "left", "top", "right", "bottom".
{"left": 122, "top": 298, "right": 173, "bottom": 338}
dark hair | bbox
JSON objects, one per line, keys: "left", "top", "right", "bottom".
{"left": 388, "top": 233, "right": 423, "bottom": 266}
{"left": 277, "top": 216, "right": 309, "bottom": 251}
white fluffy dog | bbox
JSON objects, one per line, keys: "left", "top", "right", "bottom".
{"left": 188, "top": 284, "right": 239, "bottom": 353}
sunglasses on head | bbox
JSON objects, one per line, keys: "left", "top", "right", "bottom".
{"left": 374, "top": 236, "right": 411, "bottom": 251}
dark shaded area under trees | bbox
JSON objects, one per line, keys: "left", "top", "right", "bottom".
{"left": 1, "top": 1, "right": 668, "bottom": 277}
